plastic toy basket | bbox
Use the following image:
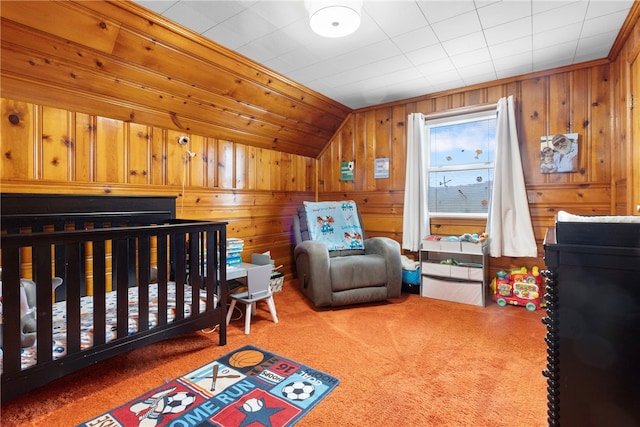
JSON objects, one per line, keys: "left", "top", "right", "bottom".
{"left": 402, "top": 268, "right": 420, "bottom": 285}
{"left": 270, "top": 272, "right": 284, "bottom": 293}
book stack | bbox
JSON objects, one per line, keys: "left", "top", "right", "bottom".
{"left": 226, "top": 238, "right": 245, "bottom": 266}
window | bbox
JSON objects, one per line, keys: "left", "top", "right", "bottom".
{"left": 425, "top": 109, "right": 496, "bottom": 215}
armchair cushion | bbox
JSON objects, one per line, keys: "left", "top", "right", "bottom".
{"left": 330, "top": 254, "right": 387, "bottom": 292}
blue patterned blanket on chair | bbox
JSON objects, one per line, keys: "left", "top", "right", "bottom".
{"left": 303, "top": 201, "right": 364, "bottom": 251}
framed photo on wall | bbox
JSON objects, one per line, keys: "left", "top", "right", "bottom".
{"left": 341, "top": 160, "right": 355, "bottom": 181}
{"left": 540, "top": 133, "right": 579, "bottom": 173}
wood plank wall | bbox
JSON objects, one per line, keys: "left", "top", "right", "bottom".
{"left": 2, "top": 8, "right": 638, "bottom": 284}
{"left": 317, "top": 33, "right": 638, "bottom": 277}
{"left": 0, "top": 98, "right": 315, "bottom": 279}
{"left": 0, "top": 1, "right": 349, "bottom": 159}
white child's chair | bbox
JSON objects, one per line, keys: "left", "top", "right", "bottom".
{"left": 225, "top": 263, "right": 278, "bottom": 334}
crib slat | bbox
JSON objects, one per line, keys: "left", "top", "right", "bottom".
{"left": 174, "top": 233, "right": 186, "bottom": 321}
{"left": 138, "top": 236, "right": 150, "bottom": 332}
{"left": 1, "top": 248, "right": 22, "bottom": 374}
{"left": 204, "top": 231, "right": 215, "bottom": 311}
{"left": 217, "top": 226, "right": 227, "bottom": 345}
{"left": 34, "top": 244, "right": 53, "bottom": 364}
{"left": 156, "top": 233, "right": 168, "bottom": 326}
{"left": 65, "top": 242, "right": 82, "bottom": 354}
{"left": 92, "top": 240, "right": 107, "bottom": 346}
{"left": 114, "top": 238, "right": 129, "bottom": 341}
{"left": 189, "top": 232, "right": 200, "bottom": 315}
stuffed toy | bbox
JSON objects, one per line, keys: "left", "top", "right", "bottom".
{"left": 20, "top": 279, "right": 38, "bottom": 348}
{"left": 0, "top": 274, "right": 63, "bottom": 348}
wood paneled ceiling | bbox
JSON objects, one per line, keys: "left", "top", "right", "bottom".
{"left": 0, "top": 1, "right": 351, "bottom": 158}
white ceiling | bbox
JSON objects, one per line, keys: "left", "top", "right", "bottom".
{"left": 134, "top": 0, "right": 634, "bottom": 109}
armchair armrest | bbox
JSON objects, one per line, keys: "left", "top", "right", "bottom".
{"left": 294, "top": 240, "right": 332, "bottom": 306}
{"left": 364, "top": 237, "right": 402, "bottom": 298}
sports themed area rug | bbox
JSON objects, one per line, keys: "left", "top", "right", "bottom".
{"left": 79, "top": 345, "right": 340, "bottom": 427}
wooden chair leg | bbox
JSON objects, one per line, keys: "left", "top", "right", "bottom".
{"left": 266, "top": 296, "right": 278, "bottom": 324}
{"left": 226, "top": 299, "right": 236, "bottom": 325}
{"left": 244, "top": 303, "right": 252, "bottom": 334}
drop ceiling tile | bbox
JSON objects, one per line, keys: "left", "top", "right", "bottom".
{"left": 450, "top": 47, "right": 492, "bottom": 69}
{"left": 492, "top": 50, "right": 533, "bottom": 69}
{"left": 430, "top": 10, "right": 482, "bottom": 41}
{"left": 300, "top": 38, "right": 401, "bottom": 83}
{"left": 416, "top": 57, "right": 456, "bottom": 75}
{"left": 358, "top": 67, "right": 425, "bottom": 94}
{"left": 366, "top": 53, "right": 415, "bottom": 75}
{"left": 417, "top": 0, "right": 477, "bottom": 24}
{"left": 250, "top": 1, "right": 305, "bottom": 28}
{"left": 585, "top": 0, "right": 635, "bottom": 19}
{"left": 456, "top": 60, "right": 495, "bottom": 79}
{"left": 262, "top": 56, "right": 296, "bottom": 75}
{"left": 532, "top": 1, "right": 576, "bottom": 15}
{"left": 384, "top": 76, "right": 433, "bottom": 96}
{"left": 493, "top": 52, "right": 533, "bottom": 78}
{"left": 574, "top": 31, "right": 618, "bottom": 62}
{"left": 220, "top": 6, "right": 279, "bottom": 45}
{"left": 533, "top": 22, "right": 582, "bottom": 50}
{"left": 476, "top": 0, "right": 532, "bottom": 28}
{"left": 474, "top": 0, "right": 501, "bottom": 7}
{"left": 428, "top": 70, "right": 465, "bottom": 88}
{"left": 533, "top": 40, "right": 580, "bottom": 71}
{"left": 365, "top": 1, "right": 430, "bottom": 37}
{"left": 159, "top": 1, "right": 221, "bottom": 33}
{"left": 442, "top": 31, "right": 488, "bottom": 57}
{"left": 405, "top": 43, "right": 449, "bottom": 67}
{"left": 202, "top": 23, "right": 246, "bottom": 50}
{"left": 483, "top": 17, "right": 532, "bottom": 47}
{"left": 392, "top": 26, "right": 440, "bottom": 54}
{"left": 462, "top": 70, "right": 499, "bottom": 86}
{"left": 532, "top": 2, "right": 589, "bottom": 34}
{"left": 489, "top": 36, "right": 532, "bottom": 60}
{"left": 287, "top": 64, "right": 336, "bottom": 85}
{"left": 241, "top": 29, "right": 305, "bottom": 62}
{"left": 135, "top": 0, "right": 178, "bottom": 14}
{"left": 581, "top": 10, "right": 630, "bottom": 38}
{"left": 346, "top": 38, "right": 404, "bottom": 66}
{"left": 271, "top": 45, "right": 321, "bottom": 71}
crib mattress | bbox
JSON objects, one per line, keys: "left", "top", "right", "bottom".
{"left": 1, "top": 283, "right": 215, "bottom": 373}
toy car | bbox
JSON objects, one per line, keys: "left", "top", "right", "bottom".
{"left": 492, "top": 267, "right": 542, "bottom": 311}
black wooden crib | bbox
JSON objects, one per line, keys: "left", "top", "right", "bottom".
{"left": 0, "top": 193, "right": 227, "bottom": 401}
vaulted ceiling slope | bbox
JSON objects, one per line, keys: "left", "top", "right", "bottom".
{"left": 0, "top": 1, "right": 350, "bottom": 158}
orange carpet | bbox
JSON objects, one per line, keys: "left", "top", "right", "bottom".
{"left": 1, "top": 280, "right": 547, "bottom": 426}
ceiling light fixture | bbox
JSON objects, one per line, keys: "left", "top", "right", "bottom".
{"left": 306, "top": 0, "right": 362, "bottom": 38}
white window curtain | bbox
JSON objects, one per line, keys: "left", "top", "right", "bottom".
{"left": 402, "top": 113, "right": 430, "bottom": 252}
{"left": 487, "top": 96, "right": 537, "bottom": 257}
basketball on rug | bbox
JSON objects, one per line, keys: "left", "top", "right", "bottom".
{"left": 78, "top": 345, "right": 339, "bottom": 427}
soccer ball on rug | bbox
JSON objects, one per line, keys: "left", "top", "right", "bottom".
{"left": 163, "top": 391, "right": 196, "bottom": 414}
{"left": 282, "top": 381, "right": 315, "bottom": 401}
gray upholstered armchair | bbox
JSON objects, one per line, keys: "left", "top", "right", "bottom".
{"left": 292, "top": 202, "right": 402, "bottom": 307}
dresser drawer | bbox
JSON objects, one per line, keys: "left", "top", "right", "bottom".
{"left": 422, "top": 262, "right": 484, "bottom": 281}
{"left": 420, "top": 276, "right": 484, "bottom": 306}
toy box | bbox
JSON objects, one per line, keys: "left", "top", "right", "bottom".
{"left": 491, "top": 266, "right": 544, "bottom": 311}
{"left": 402, "top": 268, "right": 420, "bottom": 285}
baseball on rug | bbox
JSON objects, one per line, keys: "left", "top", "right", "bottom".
{"left": 79, "top": 345, "right": 340, "bottom": 427}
